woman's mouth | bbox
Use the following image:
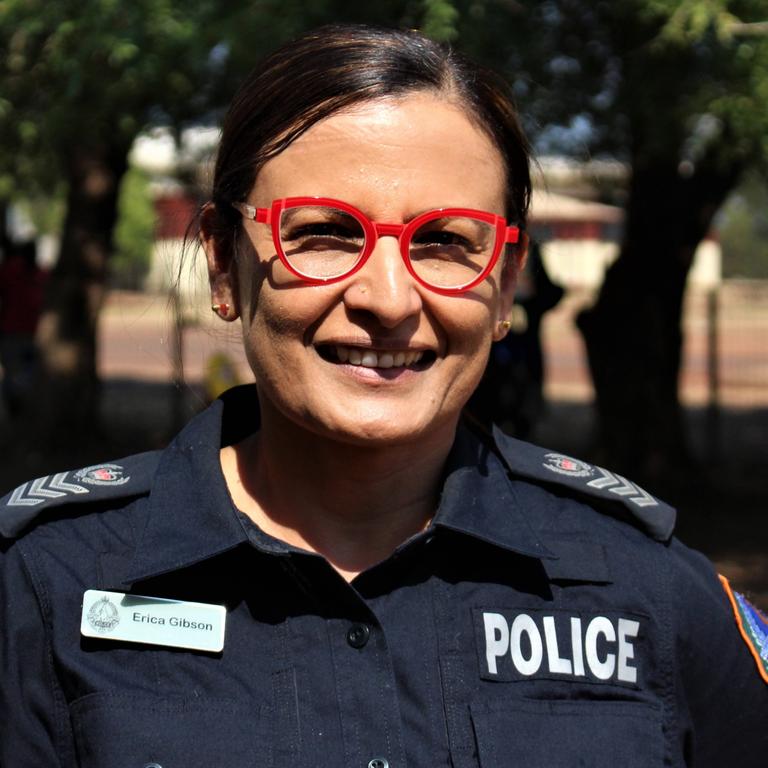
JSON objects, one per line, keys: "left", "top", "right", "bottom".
{"left": 317, "top": 344, "right": 435, "bottom": 370}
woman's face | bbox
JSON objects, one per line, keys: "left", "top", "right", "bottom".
{"left": 209, "top": 92, "right": 522, "bottom": 448}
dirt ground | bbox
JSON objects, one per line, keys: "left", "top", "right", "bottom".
{"left": 0, "top": 290, "right": 766, "bottom": 612}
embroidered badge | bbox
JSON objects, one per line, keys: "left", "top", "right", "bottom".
{"left": 720, "top": 575, "right": 768, "bottom": 684}
{"left": 542, "top": 453, "right": 595, "bottom": 478}
{"left": 74, "top": 463, "right": 130, "bottom": 487}
{"left": 475, "top": 607, "right": 645, "bottom": 687}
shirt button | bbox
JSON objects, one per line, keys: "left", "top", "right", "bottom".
{"left": 143, "top": 764, "right": 162, "bottom": 768}
{"left": 368, "top": 760, "right": 389, "bottom": 768}
{"left": 346, "top": 623, "right": 370, "bottom": 648}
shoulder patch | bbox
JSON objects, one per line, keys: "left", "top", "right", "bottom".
{"left": 0, "top": 451, "right": 161, "bottom": 538}
{"left": 491, "top": 427, "right": 676, "bottom": 542}
{"left": 719, "top": 575, "right": 768, "bottom": 685}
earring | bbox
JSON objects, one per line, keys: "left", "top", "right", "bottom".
{"left": 211, "top": 303, "right": 231, "bottom": 317}
{"left": 499, "top": 319, "right": 512, "bottom": 332}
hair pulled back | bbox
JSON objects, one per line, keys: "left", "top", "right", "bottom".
{"left": 208, "top": 24, "right": 531, "bottom": 239}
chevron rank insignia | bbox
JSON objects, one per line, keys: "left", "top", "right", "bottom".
{"left": 720, "top": 575, "right": 768, "bottom": 684}
{"left": 491, "top": 427, "right": 676, "bottom": 542}
{"left": 0, "top": 451, "right": 160, "bottom": 538}
{"left": 542, "top": 453, "right": 659, "bottom": 507}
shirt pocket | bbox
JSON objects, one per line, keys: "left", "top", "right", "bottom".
{"left": 70, "top": 692, "right": 267, "bottom": 768}
{"left": 471, "top": 698, "right": 663, "bottom": 767}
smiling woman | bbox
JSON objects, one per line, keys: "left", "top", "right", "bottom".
{"left": 212, "top": 94, "right": 514, "bottom": 448}
{"left": 1, "top": 23, "right": 766, "bottom": 768}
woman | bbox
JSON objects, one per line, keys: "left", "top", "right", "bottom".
{"left": 1, "top": 24, "right": 765, "bottom": 767}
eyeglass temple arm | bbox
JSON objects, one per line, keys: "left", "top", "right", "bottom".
{"left": 232, "top": 202, "right": 271, "bottom": 224}
{"left": 505, "top": 226, "right": 521, "bottom": 245}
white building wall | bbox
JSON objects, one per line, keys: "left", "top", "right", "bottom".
{"left": 541, "top": 239, "right": 721, "bottom": 290}
{"left": 145, "top": 238, "right": 210, "bottom": 312}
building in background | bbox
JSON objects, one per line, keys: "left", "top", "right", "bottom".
{"left": 529, "top": 158, "right": 721, "bottom": 291}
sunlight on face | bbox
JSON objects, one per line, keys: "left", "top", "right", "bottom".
{"left": 231, "top": 93, "right": 519, "bottom": 448}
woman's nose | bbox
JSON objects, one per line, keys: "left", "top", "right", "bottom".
{"left": 342, "top": 235, "right": 423, "bottom": 327}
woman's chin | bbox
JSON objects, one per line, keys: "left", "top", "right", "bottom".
{"left": 300, "top": 403, "right": 456, "bottom": 450}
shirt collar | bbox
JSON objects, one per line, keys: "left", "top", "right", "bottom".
{"left": 121, "top": 388, "right": 556, "bottom": 586}
{"left": 122, "top": 387, "right": 263, "bottom": 586}
{"left": 433, "top": 421, "right": 557, "bottom": 560}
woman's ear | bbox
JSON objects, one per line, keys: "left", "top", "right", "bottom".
{"left": 201, "top": 203, "right": 239, "bottom": 321}
{"left": 493, "top": 232, "right": 528, "bottom": 341}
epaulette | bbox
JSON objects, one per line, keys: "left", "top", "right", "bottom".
{"left": 0, "top": 451, "right": 161, "bottom": 538}
{"left": 491, "top": 426, "right": 676, "bottom": 542}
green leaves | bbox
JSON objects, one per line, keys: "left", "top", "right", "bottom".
{"left": 652, "top": 0, "right": 741, "bottom": 46}
{"left": 420, "top": 0, "right": 460, "bottom": 41}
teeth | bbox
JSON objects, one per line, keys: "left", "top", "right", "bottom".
{"left": 332, "top": 345, "right": 424, "bottom": 369}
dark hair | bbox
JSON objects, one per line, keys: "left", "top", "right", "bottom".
{"left": 204, "top": 24, "right": 532, "bottom": 249}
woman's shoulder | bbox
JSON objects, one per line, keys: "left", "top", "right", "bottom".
{"left": 0, "top": 452, "right": 163, "bottom": 642}
{"left": 487, "top": 428, "right": 768, "bottom": 690}
{"left": 484, "top": 427, "right": 747, "bottom": 610}
{"left": 0, "top": 450, "right": 161, "bottom": 543}
{"left": 488, "top": 425, "right": 676, "bottom": 544}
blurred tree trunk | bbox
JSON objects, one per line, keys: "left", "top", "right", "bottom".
{"left": 577, "top": 152, "right": 739, "bottom": 482}
{"left": 34, "top": 142, "right": 128, "bottom": 447}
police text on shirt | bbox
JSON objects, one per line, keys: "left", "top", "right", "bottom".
{"left": 476, "top": 608, "right": 643, "bottom": 685}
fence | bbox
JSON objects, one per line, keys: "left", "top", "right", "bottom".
{"left": 683, "top": 280, "right": 768, "bottom": 466}
{"left": 540, "top": 279, "right": 768, "bottom": 464}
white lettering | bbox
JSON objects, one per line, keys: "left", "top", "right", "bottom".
{"left": 483, "top": 612, "right": 509, "bottom": 675}
{"left": 510, "top": 614, "right": 543, "bottom": 676}
{"left": 585, "top": 616, "right": 616, "bottom": 680}
{"left": 570, "top": 617, "right": 585, "bottom": 676}
{"left": 479, "top": 611, "right": 640, "bottom": 683}
{"left": 617, "top": 618, "right": 640, "bottom": 683}
{"left": 543, "top": 616, "right": 572, "bottom": 675}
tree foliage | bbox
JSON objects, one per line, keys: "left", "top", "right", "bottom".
{"left": 0, "top": 0, "right": 437, "bottom": 441}
{"left": 450, "top": 0, "right": 768, "bottom": 477}
{"left": 112, "top": 167, "right": 155, "bottom": 289}
{"left": 719, "top": 171, "right": 768, "bottom": 279}
{"left": 0, "top": 0, "right": 766, "bottom": 469}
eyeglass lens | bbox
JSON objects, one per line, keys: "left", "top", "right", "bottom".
{"left": 278, "top": 205, "right": 497, "bottom": 288}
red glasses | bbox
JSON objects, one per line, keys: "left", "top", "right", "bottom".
{"left": 232, "top": 197, "right": 520, "bottom": 295}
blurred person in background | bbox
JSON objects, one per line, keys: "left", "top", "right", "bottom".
{"left": 469, "top": 240, "right": 563, "bottom": 437}
{"left": 0, "top": 24, "right": 765, "bottom": 767}
{"left": 0, "top": 239, "right": 47, "bottom": 420}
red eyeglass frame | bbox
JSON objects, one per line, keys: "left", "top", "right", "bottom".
{"left": 232, "top": 196, "right": 521, "bottom": 296}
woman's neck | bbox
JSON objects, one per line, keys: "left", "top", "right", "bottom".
{"left": 220, "top": 407, "right": 456, "bottom": 581}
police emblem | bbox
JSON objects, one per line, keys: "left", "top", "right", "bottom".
{"left": 720, "top": 575, "right": 768, "bottom": 684}
{"left": 87, "top": 596, "right": 120, "bottom": 633}
{"left": 74, "top": 463, "right": 130, "bottom": 487}
{"left": 542, "top": 453, "right": 594, "bottom": 478}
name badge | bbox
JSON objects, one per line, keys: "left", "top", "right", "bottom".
{"left": 81, "top": 590, "right": 226, "bottom": 653}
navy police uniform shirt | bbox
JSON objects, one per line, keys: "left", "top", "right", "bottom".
{"left": 1, "top": 385, "right": 766, "bottom": 767}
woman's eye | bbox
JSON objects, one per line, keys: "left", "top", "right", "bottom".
{"left": 285, "top": 222, "right": 359, "bottom": 241}
{"left": 412, "top": 230, "right": 472, "bottom": 248}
